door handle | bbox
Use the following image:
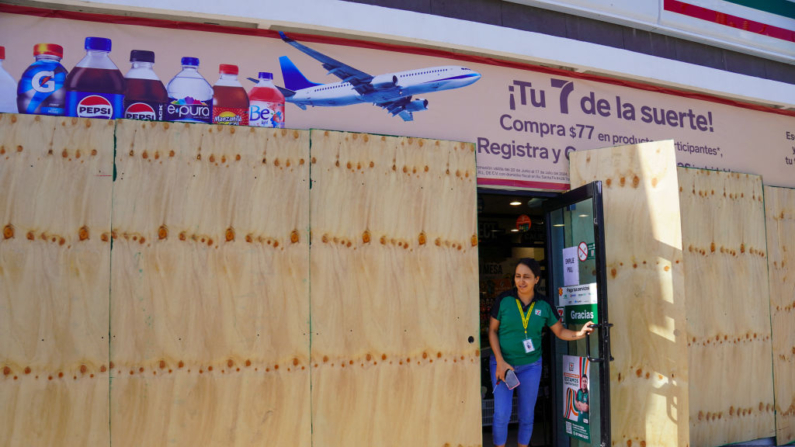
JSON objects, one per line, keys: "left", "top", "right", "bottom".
{"left": 584, "top": 322, "right": 614, "bottom": 363}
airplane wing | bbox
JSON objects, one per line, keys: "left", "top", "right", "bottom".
{"left": 279, "top": 31, "right": 375, "bottom": 95}
{"left": 377, "top": 97, "right": 416, "bottom": 122}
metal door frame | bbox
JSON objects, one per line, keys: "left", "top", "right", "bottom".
{"left": 543, "top": 181, "right": 612, "bottom": 447}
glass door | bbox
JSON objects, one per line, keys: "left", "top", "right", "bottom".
{"left": 544, "top": 182, "right": 612, "bottom": 447}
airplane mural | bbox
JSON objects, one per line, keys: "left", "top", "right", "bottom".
{"left": 276, "top": 32, "right": 482, "bottom": 121}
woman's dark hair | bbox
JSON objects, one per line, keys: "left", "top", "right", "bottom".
{"left": 516, "top": 258, "right": 542, "bottom": 278}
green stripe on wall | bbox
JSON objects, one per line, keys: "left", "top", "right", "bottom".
{"left": 723, "top": 0, "right": 795, "bottom": 20}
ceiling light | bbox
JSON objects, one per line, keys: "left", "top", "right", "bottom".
{"left": 553, "top": 224, "right": 565, "bottom": 227}
{"left": 509, "top": 201, "right": 522, "bottom": 206}
{"left": 579, "top": 214, "right": 589, "bottom": 217}
{"left": 510, "top": 229, "right": 519, "bottom": 232}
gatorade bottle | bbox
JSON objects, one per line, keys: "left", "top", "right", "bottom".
{"left": 0, "top": 46, "right": 17, "bottom": 113}
{"left": 212, "top": 64, "right": 249, "bottom": 126}
{"left": 16, "top": 43, "right": 67, "bottom": 115}
{"left": 123, "top": 50, "right": 167, "bottom": 121}
{"left": 249, "top": 72, "right": 285, "bottom": 128}
{"left": 65, "top": 37, "right": 125, "bottom": 119}
{"left": 166, "top": 57, "right": 213, "bottom": 123}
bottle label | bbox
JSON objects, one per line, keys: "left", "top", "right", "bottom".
{"left": 250, "top": 101, "right": 285, "bottom": 128}
{"left": 166, "top": 97, "right": 212, "bottom": 123}
{"left": 17, "top": 61, "right": 67, "bottom": 115}
{"left": 213, "top": 107, "right": 249, "bottom": 126}
{"left": 66, "top": 91, "right": 124, "bottom": 119}
{"left": 124, "top": 101, "right": 164, "bottom": 121}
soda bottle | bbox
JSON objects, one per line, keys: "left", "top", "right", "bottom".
{"left": 165, "top": 57, "right": 213, "bottom": 124}
{"left": 65, "top": 37, "right": 125, "bottom": 119}
{"left": 0, "top": 46, "right": 17, "bottom": 113}
{"left": 249, "top": 72, "right": 285, "bottom": 128}
{"left": 212, "top": 64, "right": 249, "bottom": 126}
{"left": 16, "top": 43, "right": 67, "bottom": 115}
{"left": 123, "top": 50, "right": 167, "bottom": 121}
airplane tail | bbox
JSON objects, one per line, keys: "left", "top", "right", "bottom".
{"left": 279, "top": 56, "right": 322, "bottom": 91}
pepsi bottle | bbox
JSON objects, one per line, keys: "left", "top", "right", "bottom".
{"left": 65, "top": 37, "right": 125, "bottom": 119}
{"left": 123, "top": 50, "right": 167, "bottom": 121}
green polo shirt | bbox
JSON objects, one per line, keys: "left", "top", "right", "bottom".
{"left": 490, "top": 290, "right": 559, "bottom": 366}
{"left": 576, "top": 389, "right": 589, "bottom": 423}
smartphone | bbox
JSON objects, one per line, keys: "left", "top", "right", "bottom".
{"left": 504, "top": 369, "right": 520, "bottom": 390}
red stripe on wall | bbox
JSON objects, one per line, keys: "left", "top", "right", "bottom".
{"left": 1, "top": 3, "right": 795, "bottom": 119}
{"left": 664, "top": 0, "right": 795, "bottom": 43}
{"left": 477, "top": 178, "right": 571, "bottom": 191}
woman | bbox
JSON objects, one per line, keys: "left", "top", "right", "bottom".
{"left": 488, "top": 258, "right": 594, "bottom": 447}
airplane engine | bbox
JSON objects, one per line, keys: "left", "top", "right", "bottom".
{"left": 405, "top": 98, "right": 429, "bottom": 112}
{"left": 371, "top": 73, "right": 402, "bottom": 90}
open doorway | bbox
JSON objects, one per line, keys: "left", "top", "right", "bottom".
{"left": 477, "top": 189, "right": 558, "bottom": 447}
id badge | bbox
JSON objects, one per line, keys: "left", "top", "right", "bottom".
{"left": 523, "top": 339, "right": 535, "bottom": 353}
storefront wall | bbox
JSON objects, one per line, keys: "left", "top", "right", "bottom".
{"left": 0, "top": 115, "right": 481, "bottom": 447}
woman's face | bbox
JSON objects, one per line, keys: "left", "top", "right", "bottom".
{"left": 514, "top": 264, "right": 539, "bottom": 295}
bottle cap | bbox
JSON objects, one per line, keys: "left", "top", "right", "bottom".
{"left": 219, "top": 64, "right": 239, "bottom": 75}
{"left": 0, "top": 46, "right": 4, "bottom": 60}
{"left": 258, "top": 72, "right": 273, "bottom": 80}
{"left": 33, "top": 43, "right": 64, "bottom": 58}
{"left": 85, "top": 37, "right": 112, "bottom": 52}
{"left": 130, "top": 50, "right": 155, "bottom": 63}
{"left": 181, "top": 57, "right": 200, "bottom": 67}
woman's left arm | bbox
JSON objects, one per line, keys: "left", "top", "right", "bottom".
{"left": 549, "top": 320, "right": 595, "bottom": 341}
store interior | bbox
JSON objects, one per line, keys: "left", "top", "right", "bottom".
{"left": 477, "top": 189, "right": 557, "bottom": 447}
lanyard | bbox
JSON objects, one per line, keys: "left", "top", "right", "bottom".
{"left": 516, "top": 298, "right": 536, "bottom": 339}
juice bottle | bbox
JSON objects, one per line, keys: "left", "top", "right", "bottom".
{"left": 0, "top": 46, "right": 18, "bottom": 113}
{"left": 65, "top": 37, "right": 125, "bottom": 119}
{"left": 166, "top": 57, "right": 213, "bottom": 123}
{"left": 249, "top": 72, "right": 285, "bottom": 128}
{"left": 16, "top": 43, "right": 67, "bottom": 115}
{"left": 123, "top": 50, "right": 168, "bottom": 121}
{"left": 213, "top": 64, "right": 249, "bottom": 125}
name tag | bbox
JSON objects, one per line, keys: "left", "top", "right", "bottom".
{"left": 523, "top": 339, "right": 535, "bottom": 353}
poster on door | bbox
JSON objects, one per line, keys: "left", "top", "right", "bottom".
{"left": 563, "top": 355, "right": 591, "bottom": 442}
{"left": 559, "top": 283, "right": 598, "bottom": 326}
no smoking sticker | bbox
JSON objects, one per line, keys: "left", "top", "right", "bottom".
{"left": 578, "top": 242, "right": 588, "bottom": 262}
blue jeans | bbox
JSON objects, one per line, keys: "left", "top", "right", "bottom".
{"left": 490, "top": 356, "right": 542, "bottom": 446}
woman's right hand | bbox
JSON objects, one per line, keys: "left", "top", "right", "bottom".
{"left": 495, "top": 359, "right": 514, "bottom": 383}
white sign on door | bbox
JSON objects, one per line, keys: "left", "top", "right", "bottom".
{"left": 563, "top": 246, "right": 579, "bottom": 286}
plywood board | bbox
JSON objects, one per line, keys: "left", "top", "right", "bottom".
{"left": 0, "top": 114, "right": 114, "bottom": 446}
{"left": 677, "top": 169, "right": 775, "bottom": 446}
{"left": 309, "top": 131, "right": 481, "bottom": 447}
{"left": 570, "top": 140, "right": 689, "bottom": 447}
{"left": 110, "top": 121, "right": 310, "bottom": 446}
{"left": 764, "top": 185, "right": 795, "bottom": 446}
